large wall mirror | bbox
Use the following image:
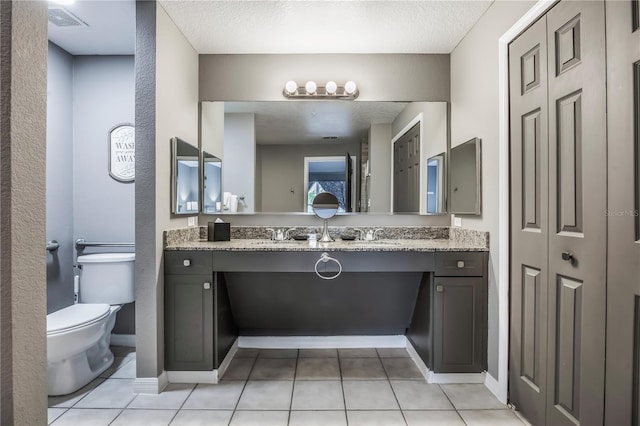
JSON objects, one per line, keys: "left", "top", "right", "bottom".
{"left": 171, "top": 137, "right": 200, "bottom": 215}
{"left": 200, "top": 101, "right": 448, "bottom": 215}
{"left": 450, "top": 137, "right": 481, "bottom": 215}
{"left": 202, "top": 151, "right": 222, "bottom": 213}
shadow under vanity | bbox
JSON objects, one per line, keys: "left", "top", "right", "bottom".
{"left": 163, "top": 226, "right": 488, "bottom": 381}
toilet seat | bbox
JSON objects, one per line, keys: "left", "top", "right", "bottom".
{"left": 47, "top": 303, "right": 111, "bottom": 335}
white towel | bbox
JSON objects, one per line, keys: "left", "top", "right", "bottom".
{"left": 223, "top": 192, "right": 232, "bottom": 210}
{"left": 230, "top": 194, "right": 239, "bottom": 213}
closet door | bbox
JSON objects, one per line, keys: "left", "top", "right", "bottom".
{"left": 604, "top": 0, "right": 640, "bottom": 424}
{"left": 545, "top": 2, "right": 607, "bottom": 425}
{"left": 508, "top": 16, "right": 549, "bottom": 426}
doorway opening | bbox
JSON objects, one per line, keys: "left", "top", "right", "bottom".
{"left": 304, "top": 155, "right": 356, "bottom": 213}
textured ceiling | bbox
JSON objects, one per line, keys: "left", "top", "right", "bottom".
{"left": 223, "top": 101, "right": 408, "bottom": 145}
{"left": 48, "top": 0, "right": 135, "bottom": 55}
{"left": 160, "top": 0, "right": 493, "bottom": 54}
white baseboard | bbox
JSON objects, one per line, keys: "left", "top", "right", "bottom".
{"left": 217, "top": 339, "right": 239, "bottom": 379}
{"left": 427, "top": 371, "right": 486, "bottom": 384}
{"left": 237, "top": 335, "right": 406, "bottom": 349}
{"left": 110, "top": 334, "right": 136, "bottom": 347}
{"left": 134, "top": 371, "right": 167, "bottom": 394}
{"left": 167, "top": 370, "right": 218, "bottom": 384}
{"left": 405, "top": 339, "right": 429, "bottom": 381}
{"left": 167, "top": 339, "right": 239, "bottom": 384}
{"left": 484, "top": 372, "right": 505, "bottom": 403}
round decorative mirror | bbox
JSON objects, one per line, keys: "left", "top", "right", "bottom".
{"left": 312, "top": 192, "right": 339, "bottom": 242}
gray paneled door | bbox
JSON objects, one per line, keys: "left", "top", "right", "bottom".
{"left": 509, "top": 1, "right": 607, "bottom": 424}
{"left": 509, "top": 15, "right": 549, "bottom": 426}
{"left": 604, "top": 0, "right": 640, "bottom": 424}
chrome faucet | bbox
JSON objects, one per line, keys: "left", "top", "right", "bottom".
{"left": 284, "top": 228, "right": 296, "bottom": 240}
{"left": 356, "top": 228, "right": 384, "bottom": 241}
{"left": 275, "top": 229, "right": 285, "bottom": 241}
{"left": 265, "top": 228, "right": 277, "bottom": 240}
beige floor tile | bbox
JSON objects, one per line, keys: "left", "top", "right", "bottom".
{"left": 458, "top": 409, "right": 524, "bottom": 425}
{"left": 111, "top": 409, "right": 176, "bottom": 426}
{"left": 48, "top": 378, "right": 105, "bottom": 408}
{"left": 343, "top": 380, "right": 399, "bottom": 410}
{"left": 170, "top": 410, "right": 233, "bottom": 425}
{"left": 376, "top": 348, "right": 411, "bottom": 358}
{"left": 250, "top": 358, "right": 296, "bottom": 380}
{"left": 291, "top": 380, "right": 344, "bottom": 410}
{"left": 441, "top": 384, "right": 507, "bottom": 410}
{"left": 381, "top": 357, "right": 423, "bottom": 379}
{"left": 47, "top": 408, "right": 67, "bottom": 425}
{"left": 236, "top": 380, "right": 294, "bottom": 410}
{"left": 390, "top": 380, "right": 453, "bottom": 410}
{"left": 73, "top": 379, "right": 136, "bottom": 409}
{"left": 108, "top": 359, "right": 136, "bottom": 379}
{"left": 298, "top": 349, "right": 338, "bottom": 358}
{"left": 296, "top": 358, "right": 340, "bottom": 380}
{"left": 347, "top": 410, "right": 406, "bottom": 426}
{"left": 230, "top": 410, "right": 289, "bottom": 426}
{"left": 289, "top": 410, "right": 347, "bottom": 426}
{"left": 223, "top": 358, "right": 255, "bottom": 380}
{"left": 338, "top": 348, "right": 378, "bottom": 358}
{"left": 50, "top": 408, "right": 120, "bottom": 425}
{"left": 340, "top": 357, "right": 386, "bottom": 379}
{"left": 128, "top": 383, "right": 194, "bottom": 409}
{"left": 182, "top": 381, "right": 245, "bottom": 410}
{"left": 403, "top": 410, "right": 465, "bottom": 425}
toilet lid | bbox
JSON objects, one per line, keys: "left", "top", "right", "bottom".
{"left": 47, "top": 304, "right": 111, "bottom": 334}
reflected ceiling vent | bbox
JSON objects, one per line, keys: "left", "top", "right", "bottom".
{"left": 48, "top": 8, "right": 89, "bottom": 28}
{"left": 322, "top": 136, "right": 339, "bottom": 140}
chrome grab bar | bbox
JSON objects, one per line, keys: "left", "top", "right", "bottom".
{"left": 46, "top": 240, "right": 59, "bottom": 252}
{"left": 75, "top": 238, "right": 134, "bottom": 249}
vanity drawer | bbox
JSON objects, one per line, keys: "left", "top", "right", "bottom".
{"left": 165, "top": 251, "right": 213, "bottom": 275}
{"left": 434, "top": 251, "right": 486, "bottom": 277}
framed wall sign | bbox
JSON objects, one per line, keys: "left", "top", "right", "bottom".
{"left": 109, "top": 123, "right": 135, "bottom": 182}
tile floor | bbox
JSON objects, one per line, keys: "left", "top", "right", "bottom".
{"left": 48, "top": 346, "right": 525, "bottom": 426}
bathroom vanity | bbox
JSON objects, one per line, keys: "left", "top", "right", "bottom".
{"left": 163, "top": 226, "right": 489, "bottom": 379}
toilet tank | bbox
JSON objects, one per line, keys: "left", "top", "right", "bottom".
{"left": 77, "top": 253, "right": 135, "bottom": 304}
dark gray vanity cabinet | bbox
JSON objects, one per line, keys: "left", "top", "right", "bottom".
{"left": 408, "top": 251, "right": 487, "bottom": 374}
{"left": 164, "top": 250, "right": 237, "bottom": 371}
{"left": 433, "top": 252, "right": 487, "bottom": 373}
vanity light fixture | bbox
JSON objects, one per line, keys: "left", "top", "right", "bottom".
{"left": 282, "top": 80, "right": 359, "bottom": 100}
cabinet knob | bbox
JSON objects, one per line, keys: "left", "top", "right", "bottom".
{"left": 561, "top": 252, "right": 573, "bottom": 262}
{"left": 436, "top": 285, "right": 444, "bottom": 293}
{"left": 456, "top": 261, "right": 465, "bottom": 268}
{"left": 183, "top": 259, "right": 191, "bottom": 267}
{"left": 203, "top": 282, "right": 211, "bottom": 290}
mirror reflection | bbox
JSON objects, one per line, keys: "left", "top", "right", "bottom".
{"left": 171, "top": 137, "right": 200, "bottom": 215}
{"left": 200, "top": 101, "right": 448, "bottom": 215}
{"left": 450, "top": 137, "right": 482, "bottom": 215}
{"left": 426, "top": 153, "right": 446, "bottom": 214}
{"left": 202, "top": 151, "right": 222, "bottom": 213}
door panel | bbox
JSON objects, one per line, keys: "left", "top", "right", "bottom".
{"left": 546, "top": 1, "right": 606, "bottom": 425}
{"left": 509, "top": 16, "right": 549, "bottom": 426}
{"left": 604, "top": 0, "right": 640, "bottom": 424}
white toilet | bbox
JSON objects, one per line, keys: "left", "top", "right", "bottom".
{"left": 47, "top": 252, "right": 135, "bottom": 396}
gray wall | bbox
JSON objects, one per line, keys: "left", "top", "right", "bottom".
{"left": 73, "top": 55, "right": 135, "bottom": 334}
{"left": 47, "top": 42, "right": 75, "bottom": 314}
{"left": 369, "top": 124, "right": 393, "bottom": 212}
{"left": 136, "top": 1, "right": 199, "bottom": 383}
{"left": 224, "top": 113, "right": 255, "bottom": 212}
{"left": 450, "top": 0, "right": 535, "bottom": 380}
{"left": 0, "top": 1, "right": 48, "bottom": 423}
{"left": 200, "top": 54, "right": 450, "bottom": 102}
{"left": 257, "top": 142, "right": 360, "bottom": 212}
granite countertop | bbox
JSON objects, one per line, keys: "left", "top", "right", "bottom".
{"left": 164, "top": 238, "right": 488, "bottom": 252}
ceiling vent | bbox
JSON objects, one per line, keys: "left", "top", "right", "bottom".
{"left": 48, "top": 8, "right": 89, "bottom": 28}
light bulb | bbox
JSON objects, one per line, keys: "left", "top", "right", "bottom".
{"left": 284, "top": 80, "right": 298, "bottom": 95}
{"left": 344, "top": 81, "right": 357, "bottom": 95}
{"left": 305, "top": 81, "right": 317, "bottom": 95}
{"left": 325, "top": 81, "right": 338, "bottom": 95}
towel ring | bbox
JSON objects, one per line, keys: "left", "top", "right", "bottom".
{"left": 314, "top": 252, "right": 342, "bottom": 280}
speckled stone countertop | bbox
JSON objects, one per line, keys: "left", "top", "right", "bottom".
{"left": 164, "top": 226, "right": 488, "bottom": 252}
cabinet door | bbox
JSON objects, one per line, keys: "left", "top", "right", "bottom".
{"left": 165, "top": 274, "right": 214, "bottom": 371}
{"left": 433, "top": 277, "right": 484, "bottom": 373}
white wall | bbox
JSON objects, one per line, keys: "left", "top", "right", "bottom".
{"left": 223, "top": 113, "right": 255, "bottom": 212}
{"left": 201, "top": 101, "right": 224, "bottom": 158}
{"left": 450, "top": 0, "right": 536, "bottom": 380}
{"left": 368, "top": 124, "right": 392, "bottom": 212}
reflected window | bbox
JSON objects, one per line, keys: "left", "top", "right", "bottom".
{"left": 304, "top": 156, "right": 356, "bottom": 213}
